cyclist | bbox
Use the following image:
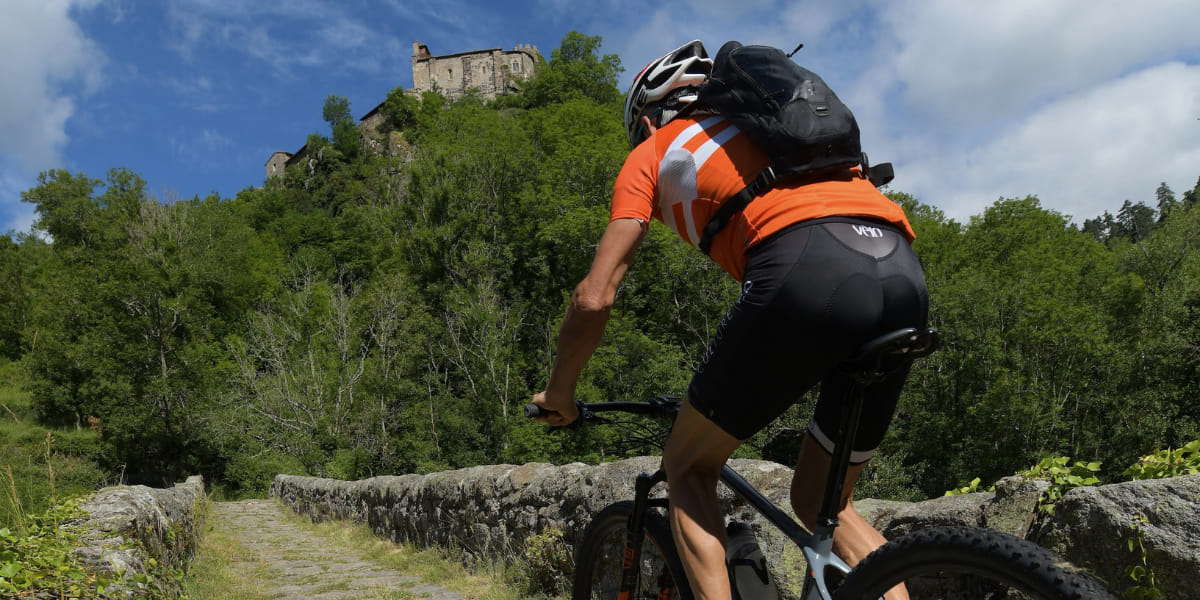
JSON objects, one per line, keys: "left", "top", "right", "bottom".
{"left": 531, "top": 39, "right": 927, "bottom": 600}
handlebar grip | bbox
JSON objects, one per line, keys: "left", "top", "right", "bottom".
{"left": 523, "top": 403, "right": 548, "bottom": 418}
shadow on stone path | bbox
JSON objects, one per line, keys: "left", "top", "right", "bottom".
{"left": 212, "top": 500, "right": 462, "bottom": 600}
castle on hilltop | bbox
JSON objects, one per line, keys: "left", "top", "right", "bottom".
{"left": 410, "top": 41, "right": 540, "bottom": 101}
{"left": 266, "top": 41, "right": 542, "bottom": 180}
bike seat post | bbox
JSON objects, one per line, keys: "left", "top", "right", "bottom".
{"left": 814, "top": 374, "right": 868, "bottom": 531}
{"left": 813, "top": 328, "right": 938, "bottom": 531}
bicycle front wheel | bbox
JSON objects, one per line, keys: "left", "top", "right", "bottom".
{"left": 833, "top": 526, "right": 1115, "bottom": 600}
{"left": 572, "top": 501, "right": 692, "bottom": 600}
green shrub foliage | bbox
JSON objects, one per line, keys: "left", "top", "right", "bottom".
{"left": 2, "top": 31, "right": 1199, "bottom": 500}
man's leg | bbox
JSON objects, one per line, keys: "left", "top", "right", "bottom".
{"left": 662, "top": 400, "right": 743, "bottom": 600}
{"left": 790, "top": 434, "right": 908, "bottom": 599}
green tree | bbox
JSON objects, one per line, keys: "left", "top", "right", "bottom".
{"left": 496, "top": 31, "right": 623, "bottom": 108}
{"left": 889, "top": 196, "right": 1121, "bottom": 493}
{"left": 19, "top": 170, "right": 103, "bottom": 248}
{"left": 1117, "top": 200, "right": 1157, "bottom": 242}
{"left": 21, "top": 170, "right": 278, "bottom": 483}
{"left": 20, "top": 169, "right": 146, "bottom": 428}
{"left": 224, "top": 265, "right": 368, "bottom": 477}
{"left": 0, "top": 236, "right": 27, "bottom": 360}
{"left": 380, "top": 87, "right": 420, "bottom": 133}
{"left": 321, "top": 94, "right": 361, "bottom": 161}
{"left": 1182, "top": 176, "right": 1200, "bottom": 209}
{"left": 1108, "top": 197, "right": 1200, "bottom": 454}
{"left": 1155, "top": 182, "right": 1177, "bottom": 222}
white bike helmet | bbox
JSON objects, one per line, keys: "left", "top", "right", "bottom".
{"left": 624, "top": 40, "right": 712, "bottom": 146}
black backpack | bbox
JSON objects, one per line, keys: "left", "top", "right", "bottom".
{"left": 695, "top": 41, "right": 893, "bottom": 255}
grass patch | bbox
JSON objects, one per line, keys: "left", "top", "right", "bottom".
{"left": 0, "top": 364, "right": 110, "bottom": 530}
{"left": 181, "top": 504, "right": 277, "bottom": 600}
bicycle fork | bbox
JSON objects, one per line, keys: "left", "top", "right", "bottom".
{"left": 620, "top": 469, "right": 674, "bottom": 600}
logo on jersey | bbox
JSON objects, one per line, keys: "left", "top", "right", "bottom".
{"left": 851, "top": 224, "right": 884, "bottom": 238}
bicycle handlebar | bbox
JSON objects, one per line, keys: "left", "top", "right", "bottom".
{"left": 523, "top": 396, "right": 682, "bottom": 422}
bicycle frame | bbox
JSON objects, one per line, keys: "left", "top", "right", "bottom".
{"left": 620, "top": 464, "right": 854, "bottom": 599}
{"left": 620, "top": 379, "right": 867, "bottom": 600}
{"left": 588, "top": 328, "right": 938, "bottom": 600}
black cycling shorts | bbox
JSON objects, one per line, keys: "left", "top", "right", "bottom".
{"left": 687, "top": 217, "right": 928, "bottom": 463}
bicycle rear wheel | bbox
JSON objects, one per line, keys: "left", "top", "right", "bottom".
{"left": 572, "top": 500, "right": 692, "bottom": 600}
{"left": 833, "top": 526, "right": 1115, "bottom": 600}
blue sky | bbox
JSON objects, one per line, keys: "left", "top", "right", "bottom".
{"left": 3, "top": 0, "right": 1199, "bottom": 236}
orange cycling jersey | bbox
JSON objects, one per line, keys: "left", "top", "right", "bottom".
{"left": 611, "top": 114, "right": 916, "bottom": 281}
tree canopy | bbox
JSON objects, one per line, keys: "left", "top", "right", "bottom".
{"left": 3, "top": 32, "right": 1198, "bottom": 500}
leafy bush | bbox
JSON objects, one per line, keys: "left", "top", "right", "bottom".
{"left": 1020, "top": 456, "right": 1102, "bottom": 514}
{"left": 943, "top": 476, "right": 995, "bottom": 496}
{"left": 1124, "top": 511, "right": 1161, "bottom": 600}
{"left": 0, "top": 499, "right": 111, "bottom": 597}
{"left": 1123, "top": 440, "right": 1200, "bottom": 481}
{"left": 521, "top": 526, "right": 572, "bottom": 595}
{"left": 222, "top": 451, "right": 306, "bottom": 495}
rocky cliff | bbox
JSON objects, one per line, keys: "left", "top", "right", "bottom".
{"left": 271, "top": 459, "right": 1199, "bottom": 598}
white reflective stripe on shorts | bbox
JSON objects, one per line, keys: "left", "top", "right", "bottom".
{"left": 807, "top": 421, "right": 876, "bottom": 464}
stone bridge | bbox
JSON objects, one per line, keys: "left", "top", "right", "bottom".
{"left": 68, "top": 459, "right": 1200, "bottom": 598}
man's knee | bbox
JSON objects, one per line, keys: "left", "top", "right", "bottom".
{"left": 663, "top": 442, "right": 725, "bottom": 486}
{"left": 662, "top": 400, "right": 741, "bottom": 485}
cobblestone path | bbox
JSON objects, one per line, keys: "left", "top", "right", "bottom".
{"left": 210, "top": 500, "right": 462, "bottom": 600}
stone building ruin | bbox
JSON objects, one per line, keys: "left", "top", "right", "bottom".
{"left": 410, "top": 41, "right": 540, "bottom": 101}
{"left": 266, "top": 41, "right": 541, "bottom": 180}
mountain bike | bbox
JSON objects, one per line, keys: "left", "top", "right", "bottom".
{"left": 527, "top": 327, "right": 1115, "bottom": 599}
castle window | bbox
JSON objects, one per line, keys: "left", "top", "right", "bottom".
{"left": 512, "top": 60, "right": 521, "bottom": 73}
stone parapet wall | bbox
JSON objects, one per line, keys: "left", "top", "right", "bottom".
{"left": 70, "top": 475, "right": 206, "bottom": 597}
{"left": 271, "top": 460, "right": 1200, "bottom": 599}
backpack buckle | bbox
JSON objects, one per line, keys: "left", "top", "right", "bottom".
{"left": 748, "top": 166, "right": 778, "bottom": 196}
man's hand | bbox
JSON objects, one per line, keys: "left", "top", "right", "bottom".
{"left": 530, "top": 390, "right": 579, "bottom": 427}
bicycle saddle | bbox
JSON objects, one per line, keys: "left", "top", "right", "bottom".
{"left": 845, "top": 327, "right": 939, "bottom": 371}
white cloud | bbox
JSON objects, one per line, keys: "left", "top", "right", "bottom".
{"left": 881, "top": 0, "right": 1200, "bottom": 129}
{"left": 903, "top": 62, "right": 1200, "bottom": 222}
{"left": 0, "top": 0, "right": 106, "bottom": 233}
{"left": 0, "top": 0, "right": 105, "bottom": 172}
{"left": 615, "top": 0, "right": 859, "bottom": 88}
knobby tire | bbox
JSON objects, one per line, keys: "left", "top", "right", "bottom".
{"left": 572, "top": 501, "right": 693, "bottom": 600}
{"left": 832, "top": 525, "right": 1115, "bottom": 600}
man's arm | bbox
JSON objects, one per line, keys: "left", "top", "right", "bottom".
{"left": 533, "top": 217, "right": 648, "bottom": 425}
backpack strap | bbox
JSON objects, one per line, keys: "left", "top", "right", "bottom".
{"left": 861, "top": 154, "right": 894, "bottom": 188}
{"left": 698, "top": 166, "right": 777, "bottom": 255}
{"left": 697, "top": 157, "right": 894, "bottom": 256}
